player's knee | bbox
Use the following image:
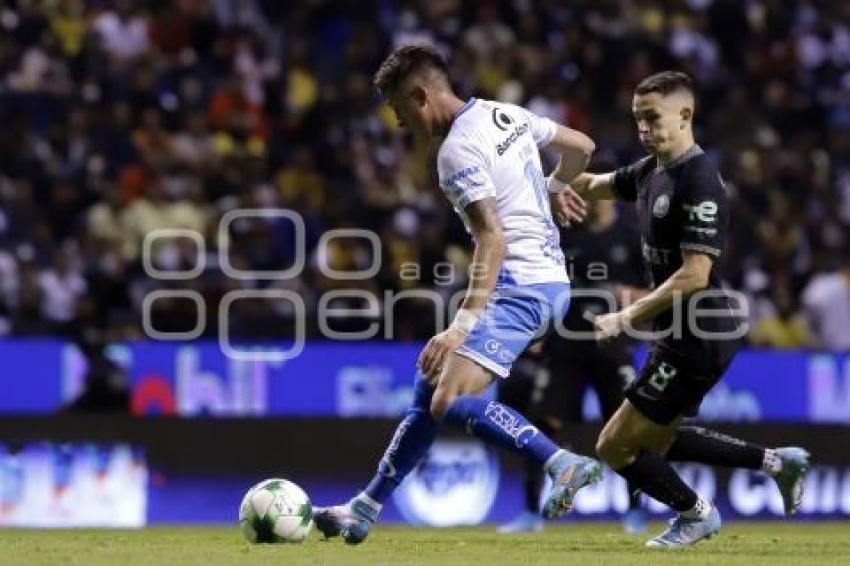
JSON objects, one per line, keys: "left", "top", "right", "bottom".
{"left": 595, "top": 430, "right": 637, "bottom": 467}
{"left": 595, "top": 433, "right": 615, "bottom": 463}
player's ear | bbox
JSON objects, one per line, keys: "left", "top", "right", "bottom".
{"left": 680, "top": 107, "right": 693, "bottom": 127}
{"left": 410, "top": 84, "right": 428, "bottom": 108}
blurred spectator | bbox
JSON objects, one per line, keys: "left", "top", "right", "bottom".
{"left": 802, "top": 259, "right": 850, "bottom": 350}
{"left": 0, "top": 0, "right": 846, "bottom": 348}
{"left": 38, "top": 248, "right": 87, "bottom": 333}
{"left": 749, "top": 285, "right": 816, "bottom": 348}
{"left": 92, "top": 0, "right": 150, "bottom": 63}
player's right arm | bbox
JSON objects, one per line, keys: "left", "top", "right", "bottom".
{"left": 568, "top": 172, "right": 617, "bottom": 201}
{"left": 517, "top": 109, "right": 595, "bottom": 225}
{"left": 570, "top": 156, "right": 651, "bottom": 202}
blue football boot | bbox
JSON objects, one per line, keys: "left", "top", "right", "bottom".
{"left": 313, "top": 497, "right": 378, "bottom": 545}
{"left": 646, "top": 504, "right": 721, "bottom": 548}
{"left": 771, "top": 447, "right": 811, "bottom": 516}
{"left": 541, "top": 450, "right": 603, "bottom": 520}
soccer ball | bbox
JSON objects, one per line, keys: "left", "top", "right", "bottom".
{"left": 239, "top": 478, "right": 313, "bottom": 543}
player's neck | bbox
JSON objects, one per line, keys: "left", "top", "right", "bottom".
{"left": 657, "top": 136, "right": 696, "bottom": 166}
{"left": 435, "top": 93, "right": 469, "bottom": 138}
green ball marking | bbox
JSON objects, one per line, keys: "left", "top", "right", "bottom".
{"left": 253, "top": 505, "right": 279, "bottom": 543}
{"left": 298, "top": 502, "right": 312, "bottom": 528}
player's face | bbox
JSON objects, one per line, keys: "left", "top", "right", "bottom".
{"left": 386, "top": 87, "right": 431, "bottom": 137}
{"left": 632, "top": 92, "right": 691, "bottom": 156}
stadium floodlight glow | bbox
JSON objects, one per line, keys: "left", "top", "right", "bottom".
{"left": 218, "top": 289, "right": 306, "bottom": 362}
{"left": 142, "top": 229, "right": 206, "bottom": 280}
{"left": 315, "top": 228, "right": 382, "bottom": 280}
{"left": 142, "top": 289, "right": 206, "bottom": 341}
{"left": 217, "top": 208, "right": 306, "bottom": 280}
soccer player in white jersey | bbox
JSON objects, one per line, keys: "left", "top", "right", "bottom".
{"left": 314, "top": 44, "right": 601, "bottom": 544}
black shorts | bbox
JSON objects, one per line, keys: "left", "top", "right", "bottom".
{"left": 538, "top": 340, "right": 635, "bottom": 423}
{"left": 624, "top": 344, "right": 734, "bottom": 426}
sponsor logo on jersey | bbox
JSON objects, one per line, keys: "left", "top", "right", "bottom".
{"left": 483, "top": 339, "right": 515, "bottom": 364}
{"left": 653, "top": 194, "right": 671, "bottom": 218}
{"left": 683, "top": 200, "right": 718, "bottom": 223}
{"left": 496, "top": 123, "right": 529, "bottom": 156}
{"left": 492, "top": 108, "right": 515, "bottom": 131}
{"left": 641, "top": 242, "right": 674, "bottom": 265}
{"left": 442, "top": 165, "right": 485, "bottom": 190}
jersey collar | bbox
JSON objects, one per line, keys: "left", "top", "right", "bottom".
{"left": 453, "top": 98, "right": 477, "bottom": 121}
{"left": 656, "top": 143, "right": 704, "bottom": 172}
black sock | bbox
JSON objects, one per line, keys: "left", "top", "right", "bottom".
{"left": 627, "top": 482, "right": 642, "bottom": 510}
{"left": 523, "top": 418, "right": 556, "bottom": 513}
{"left": 666, "top": 426, "right": 765, "bottom": 470}
{"left": 616, "top": 451, "right": 698, "bottom": 512}
{"left": 523, "top": 459, "right": 542, "bottom": 513}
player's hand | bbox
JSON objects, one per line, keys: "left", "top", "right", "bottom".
{"left": 594, "top": 311, "right": 626, "bottom": 346}
{"left": 418, "top": 328, "right": 467, "bottom": 384}
{"left": 526, "top": 340, "right": 544, "bottom": 355}
{"left": 568, "top": 173, "right": 591, "bottom": 195}
{"left": 550, "top": 186, "right": 587, "bottom": 227}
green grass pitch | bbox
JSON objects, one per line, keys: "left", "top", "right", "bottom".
{"left": 1, "top": 522, "right": 848, "bottom": 566}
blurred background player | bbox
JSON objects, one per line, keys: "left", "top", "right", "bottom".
{"left": 573, "top": 71, "right": 811, "bottom": 548}
{"left": 313, "top": 44, "right": 602, "bottom": 545}
{"left": 498, "top": 196, "right": 649, "bottom": 534}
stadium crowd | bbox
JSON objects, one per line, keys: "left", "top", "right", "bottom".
{"left": 0, "top": 0, "right": 848, "bottom": 349}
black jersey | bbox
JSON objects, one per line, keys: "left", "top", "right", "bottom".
{"left": 612, "top": 144, "right": 741, "bottom": 371}
{"left": 560, "top": 214, "right": 644, "bottom": 335}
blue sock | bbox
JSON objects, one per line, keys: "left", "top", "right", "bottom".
{"left": 443, "top": 396, "right": 560, "bottom": 466}
{"left": 363, "top": 374, "right": 438, "bottom": 504}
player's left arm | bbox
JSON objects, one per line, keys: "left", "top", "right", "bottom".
{"left": 596, "top": 251, "right": 712, "bottom": 341}
{"left": 417, "top": 197, "right": 505, "bottom": 380}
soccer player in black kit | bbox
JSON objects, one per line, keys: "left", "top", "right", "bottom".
{"left": 565, "top": 71, "right": 811, "bottom": 547}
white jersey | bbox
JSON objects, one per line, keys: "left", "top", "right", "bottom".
{"left": 437, "top": 98, "right": 568, "bottom": 287}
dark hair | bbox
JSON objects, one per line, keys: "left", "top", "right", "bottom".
{"left": 635, "top": 71, "right": 694, "bottom": 96}
{"left": 373, "top": 44, "right": 450, "bottom": 95}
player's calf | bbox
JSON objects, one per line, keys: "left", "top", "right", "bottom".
{"left": 665, "top": 427, "right": 811, "bottom": 515}
{"left": 595, "top": 428, "right": 641, "bottom": 470}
